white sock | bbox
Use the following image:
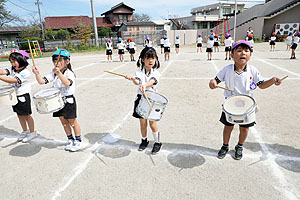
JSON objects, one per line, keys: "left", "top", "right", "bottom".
{"left": 142, "top": 136, "right": 147, "bottom": 140}
{"left": 152, "top": 131, "right": 160, "bottom": 143}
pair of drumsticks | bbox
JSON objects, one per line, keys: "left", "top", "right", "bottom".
{"left": 104, "top": 70, "right": 153, "bottom": 110}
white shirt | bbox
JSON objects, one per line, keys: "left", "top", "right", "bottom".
{"left": 117, "top": 42, "right": 125, "bottom": 50}
{"left": 224, "top": 38, "right": 233, "bottom": 47}
{"left": 175, "top": 39, "right": 180, "bottom": 45}
{"left": 145, "top": 40, "right": 152, "bottom": 48}
{"left": 129, "top": 41, "right": 136, "bottom": 49}
{"left": 270, "top": 36, "right": 276, "bottom": 41}
{"left": 44, "top": 69, "right": 75, "bottom": 97}
{"left": 286, "top": 36, "right": 293, "bottom": 45}
{"left": 197, "top": 38, "right": 203, "bottom": 44}
{"left": 207, "top": 39, "right": 214, "bottom": 48}
{"left": 106, "top": 42, "right": 112, "bottom": 50}
{"left": 214, "top": 37, "right": 219, "bottom": 43}
{"left": 160, "top": 39, "right": 164, "bottom": 45}
{"left": 134, "top": 68, "right": 161, "bottom": 95}
{"left": 216, "top": 64, "right": 264, "bottom": 98}
{"left": 6, "top": 67, "right": 31, "bottom": 96}
{"left": 293, "top": 36, "right": 299, "bottom": 44}
{"left": 164, "top": 39, "right": 171, "bottom": 47}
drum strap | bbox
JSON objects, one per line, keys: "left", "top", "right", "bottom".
{"left": 228, "top": 65, "right": 251, "bottom": 92}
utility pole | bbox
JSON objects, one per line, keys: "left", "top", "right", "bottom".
{"left": 233, "top": 0, "right": 237, "bottom": 41}
{"left": 90, "top": 0, "right": 99, "bottom": 47}
{"left": 35, "top": 0, "right": 45, "bottom": 40}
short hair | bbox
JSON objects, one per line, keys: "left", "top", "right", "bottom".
{"left": 9, "top": 52, "right": 29, "bottom": 68}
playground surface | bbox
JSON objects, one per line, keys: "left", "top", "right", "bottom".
{"left": 0, "top": 42, "right": 299, "bottom": 200}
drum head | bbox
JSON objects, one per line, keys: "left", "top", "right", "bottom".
{"left": 0, "top": 86, "right": 13, "bottom": 93}
{"left": 146, "top": 91, "right": 168, "bottom": 104}
{"left": 34, "top": 88, "right": 60, "bottom": 98}
{"left": 223, "top": 95, "right": 255, "bottom": 115}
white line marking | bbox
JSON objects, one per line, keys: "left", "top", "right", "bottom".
{"left": 161, "top": 60, "right": 173, "bottom": 75}
{"left": 250, "top": 127, "right": 299, "bottom": 200}
{"left": 210, "top": 60, "right": 220, "bottom": 72}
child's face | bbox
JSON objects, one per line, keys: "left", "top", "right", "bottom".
{"left": 231, "top": 46, "right": 251, "bottom": 66}
{"left": 142, "top": 57, "right": 156, "bottom": 70}
{"left": 53, "top": 58, "right": 69, "bottom": 71}
{"left": 10, "top": 59, "right": 20, "bottom": 70}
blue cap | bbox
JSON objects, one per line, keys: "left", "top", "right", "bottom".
{"left": 52, "top": 49, "right": 70, "bottom": 58}
{"left": 163, "top": 35, "right": 166, "bottom": 39}
{"left": 176, "top": 36, "right": 179, "bottom": 39}
{"left": 209, "top": 35, "right": 214, "bottom": 39}
{"left": 118, "top": 38, "right": 122, "bottom": 41}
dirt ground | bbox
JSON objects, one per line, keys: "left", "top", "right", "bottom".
{"left": 0, "top": 42, "right": 299, "bottom": 200}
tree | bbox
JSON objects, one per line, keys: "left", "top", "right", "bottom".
{"left": 98, "top": 27, "right": 112, "bottom": 37}
{"left": 132, "top": 13, "right": 151, "bottom": 22}
{"left": 19, "top": 26, "right": 41, "bottom": 38}
{"left": 0, "top": 0, "right": 14, "bottom": 26}
{"left": 72, "top": 24, "right": 94, "bottom": 46}
{"left": 45, "top": 29, "right": 57, "bottom": 40}
{"left": 57, "top": 29, "right": 70, "bottom": 40}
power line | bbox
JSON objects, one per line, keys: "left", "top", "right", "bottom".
{"left": 6, "top": 0, "right": 38, "bottom": 13}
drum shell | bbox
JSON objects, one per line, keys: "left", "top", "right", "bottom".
{"left": 0, "top": 87, "right": 18, "bottom": 105}
{"left": 33, "top": 89, "right": 65, "bottom": 114}
{"left": 136, "top": 91, "right": 168, "bottom": 121}
{"left": 222, "top": 94, "right": 257, "bottom": 125}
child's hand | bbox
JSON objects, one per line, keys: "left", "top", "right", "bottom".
{"left": 139, "top": 85, "right": 146, "bottom": 93}
{"left": 273, "top": 77, "right": 282, "bottom": 86}
{"left": 32, "top": 66, "right": 39, "bottom": 75}
{"left": 53, "top": 66, "right": 61, "bottom": 75}
{"left": 125, "top": 75, "right": 135, "bottom": 81}
{"left": 209, "top": 79, "right": 218, "bottom": 89}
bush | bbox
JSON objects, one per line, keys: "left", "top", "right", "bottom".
{"left": 19, "top": 37, "right": 44, "bottom": 50}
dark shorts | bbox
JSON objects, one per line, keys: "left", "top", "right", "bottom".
{"left": 164, "top": 47, "right": 170, "bottom": 53}
{"left": 206, "top": 48, "right": 213, "bottom": 52}
{"left": 270, "top": 41, "right": 275, "bottom": 45}
{"left": 225, "top": 46, "right": 232, "bottom": 52}
{"left": 161, "top": 44, "right": 164, "bottom": 48}
{"left": 53, "top": 95, "right": 77, "bottom": 119}
{"left": 12, "top": 93, "right": 32, "bottom": 116}
{"left": 175, "top": 44, "right": 179, "bottom": 48}
{"left": 106, "top": 49, "right": 112, "bottom": 55}
{"left": 219, "top": 112, "right": 255, "bottom": 128}
{"left": 132, "top": 94, "right": 143, "bottom": 119}
{"left": 197, "top": 43, "right": 202, "bottom": 47}
{"left": 129, "top": 48, "right": 135, "bottom": 54}
{"left": 291, "top": 43, "right": 298, "bottom": 50}
{"left": 213, "top": 42, "right": 220, "bottom": 47}
{"left": 118, "top": 49, "right": 124, "bottom": 54}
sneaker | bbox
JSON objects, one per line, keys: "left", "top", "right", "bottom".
{"left": 65, "top": 139, "right": 74, "bottom": 151}
{"left": 225, "top": 57, "right": 227, "bottom": 60}
{"left": 22, "top": 132, "right": 38, "bottom": 143}
{"left": 234, "top": 145, "right": 243, "bottom": 160}
{"left": 70, "top": 140, "right": 81, "bottom": 152}
{"left": 151, "top": 142, "right": 162, "bottom": 154}
{"left": 17, "top": 131, "right": 29, "bottom": 141}
{"left": 138, "top": 139, "right": 149, "bottom": 151}
{"left": 217, "top": 145, "right": 229, "bottom": 159}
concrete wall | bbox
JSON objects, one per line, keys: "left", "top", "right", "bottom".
{"left": 263, "top": 4, "right": 300, "bottom": 37}
{"left": 166, "top": 29, "right": 214, "bottom": 45}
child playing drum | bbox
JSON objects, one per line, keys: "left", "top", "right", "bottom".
{"left": 32, "top": 49, "right": 82, "bottom": 152}
{"left": 209, "top": 40, "right": 282, "bottom": 160}
{"left": 125, "top": 47, "right": 162, "bottom": 154}
{"left": 0, "top": 50, "right": 37, "bottom": 142}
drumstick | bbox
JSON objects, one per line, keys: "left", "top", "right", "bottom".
{"left": 27, "top": 39, "right": 36, "bottom": 68}
{"left": 143, "top": 90, "right": 153, "bottom": 111}
{"left": 217, "top": 85, "right": 233, "bottom": 92}
{"left": 279, "top": 75, "right": 288, "bottom": 82}
{"left": 55, "top": 49, "right": 62, "bottom": 68}
{"left": 104, "top": 70, "right": 126, "bottom": 78}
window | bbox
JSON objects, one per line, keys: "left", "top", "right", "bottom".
{"left": 223, "top": 8, "right": 231, "bottom": 14}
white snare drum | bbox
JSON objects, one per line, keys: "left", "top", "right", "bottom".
{"left": 0, "top": 86, "right": 17, "bottom": 105}
{"left": 222, "top": 94, "right": 257, "bottom": 125}
{"left": 33, "top": 88, "right": 65, "bottom": 114}
{"left": 136, "top": 91, "right": 168, "bottom": 121}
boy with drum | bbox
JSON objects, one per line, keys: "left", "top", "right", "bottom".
{"left": 32, "top": 49, "right": 82, "bottom": 152}
{"left": 0, "top": 50, "right": 37, "bottom": 142}
{"left": 125, "top": 47, "right": 162, "bottom": 154}
{"left": 209, "top": 40, "right": 281, "bottom": 160}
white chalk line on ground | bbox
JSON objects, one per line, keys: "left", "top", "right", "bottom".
{"left": 211, "top": 60, "right": 299, "bottom": 200}
{"left": 52, "top": 57, "right": 174, "bottom": 199}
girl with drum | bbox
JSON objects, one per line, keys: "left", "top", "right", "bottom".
{"left": 125, "top": 47, "right": 162, "bottom": 154}
{"left": 32, "top": 49, "right": 82, "bottom": 152}
{"left": 0, "top": 50, "right": 37, "bottom": 142}
{"left": 209, "top": 40, "right": 282, "bottom": 160}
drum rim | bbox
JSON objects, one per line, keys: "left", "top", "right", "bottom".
{"left": 33, "top": 88, "right": 61, "bottom": 100}
{"left": 145, "top": 91, "right": 168, "bottom": 105}
{"left": 222, "top": 94, "right": 256, "bottom": 116}
{"left": 0, "top": 86, "right": 14, "bottom": 96}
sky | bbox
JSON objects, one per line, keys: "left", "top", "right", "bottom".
{"left": 6, "top": 0, "right": 265, "bottom": 25}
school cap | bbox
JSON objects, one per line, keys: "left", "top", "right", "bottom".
{"left": 11, "top": 49, "right": 29, "bottom": 60}
{"left": 231, "top": 40, "right": 253, "bottom": 52}
{"left": 52, "top": 49, "right": 70, "bottom": 58}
